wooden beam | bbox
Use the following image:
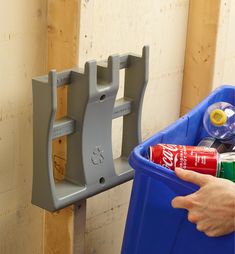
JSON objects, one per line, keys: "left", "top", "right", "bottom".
{"left": 44, "top": 1, "right": 85, "bottom": 254}
{"left": 180, "top": 0, "right": 221, "bottom": 115}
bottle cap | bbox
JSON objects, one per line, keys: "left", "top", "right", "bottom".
{"left": 210, "top": 109, "right": 227, "bottom": 126}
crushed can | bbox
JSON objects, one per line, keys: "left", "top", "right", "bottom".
{"left": 197, "top": 136, "right": 234, "bottom": 153}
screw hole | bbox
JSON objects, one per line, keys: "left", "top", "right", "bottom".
{"left": 59, "top": 139, "right": 62, "bottom": 144}
{"left": 100, "top": 94, "right": 106, "bottom": 101}
{"left": 99, "top": 177, "right": 105, "bottom": 185}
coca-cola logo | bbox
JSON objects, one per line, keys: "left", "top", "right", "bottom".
{"left": 160, "top": 144, "right": 178, "bottom": 169}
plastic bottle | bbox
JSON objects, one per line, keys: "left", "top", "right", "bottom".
{"left": 203, "top": 102, "right": 235, "bottom": 143}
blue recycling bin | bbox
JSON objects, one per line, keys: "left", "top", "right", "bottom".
{"left": 121, "top": 85, "right": 235, "bottom": 254}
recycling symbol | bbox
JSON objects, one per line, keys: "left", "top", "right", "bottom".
{"left": 91, "top": 146, "right": 104, "bottom": 165}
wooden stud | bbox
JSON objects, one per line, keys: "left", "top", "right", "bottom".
{"left": 180, "top": 0, "right": 221, "bottom": 115}
{"left": 44, "top": 1, "right": 86, "bottom": 254}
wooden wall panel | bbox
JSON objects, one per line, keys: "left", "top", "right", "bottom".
{"left": 0, "top": 0, "right": 47, "bottom": 253}
{"left": 212, "top": 0, "right": 235, "bottom": 88}
{"left": 0, "top": 1, "right": 84, "bottom": 253}
{"left": 78, "top": 0, "right": 190, "bottom": 253}
{"left": 1, "top": 0, "right": 233, "bottom": 253}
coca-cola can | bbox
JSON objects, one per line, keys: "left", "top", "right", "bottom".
{"left": 149, "top": 144, "right": 220, "bottom": 176}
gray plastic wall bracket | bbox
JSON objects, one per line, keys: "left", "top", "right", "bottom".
{"left": 32, "top": 46, "right": 149, "bottom": 211}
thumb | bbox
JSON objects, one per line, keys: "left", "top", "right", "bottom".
{"left": 174, "top": 167, "right": 211, "bottom": 187}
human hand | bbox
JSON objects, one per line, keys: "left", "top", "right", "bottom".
{"left": 171, "top": 167, "right": 235, "bottom": 237}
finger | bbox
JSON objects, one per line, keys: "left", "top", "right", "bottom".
{"left": 171, "top": 195, "right": 194, "bottom": 210}
{"left": 188, "top": 212, "right": 201, "bottom": 223}
{"left": 175, "top": 167, "right": 212, "bottom": 187}
{"left": 196, "top": 222, "right": 204, "bottom": 232}
{"left": 205, "top": 230, "right": 223, "bottom": 237}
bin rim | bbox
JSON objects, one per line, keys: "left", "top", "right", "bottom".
{"left": 129, "top": 145, "right": 199, "bottom": 192}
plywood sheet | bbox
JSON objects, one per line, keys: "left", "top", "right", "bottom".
{"left": 0, "top": 0, "right": 47, "bottom": 253}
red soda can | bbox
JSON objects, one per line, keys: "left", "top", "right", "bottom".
{"left": 149, "top": 144, "right": 220, "bottom": 176}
